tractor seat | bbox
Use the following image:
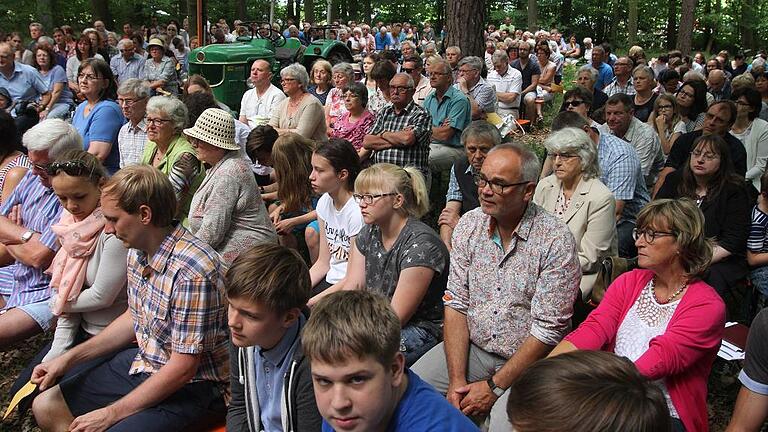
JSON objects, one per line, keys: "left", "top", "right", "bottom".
{"left": 274, "top": 45, "right": 305, "bottom": 66}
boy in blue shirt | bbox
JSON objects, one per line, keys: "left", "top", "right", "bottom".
{"left": 226, "top": 243, "right": 321, "bottom": 432}
{"left": 303, "top": 290, "right": 479, "bottom": 432}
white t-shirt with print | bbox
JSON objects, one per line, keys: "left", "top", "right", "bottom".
{"left": 316, "top": 193, "right": 365, "bottom": 284}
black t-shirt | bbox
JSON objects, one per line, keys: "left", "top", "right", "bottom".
{"left": 664, "top": 130, "right": 747, "bottom": 177}
{"left": 633, "top": 93, "right": 657, "bottom": 123}
{"left": 511, "top": 57, "right": 542, "bottom": 92}
{"left": 742, "top": 308, "right": 768, "bottom": 394}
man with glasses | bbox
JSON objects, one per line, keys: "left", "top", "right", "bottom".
{"left": 455, "top": 56, "right": 497, "bottom": 120}
{"left": 110, "top": 39, "right": 145, "bottom": 85}
{"left": 403, "top": 56, "right": 432, "bottom": 106}
{"left": 551, "top": 111, "right": 649, "bottom": 258}
{"left": 656, "top": 100, "right": 746, "bottom": 194}
{"left": 425, "top": 59, "right": 471, "bottom": 177}
{"left": 363, "top": 73, "right": 432, "bottom": 181}
{"left": 0, "top": 42, "right": 50, "bottom": 133}
{"left": 0, "top": 120, "right": 81, "bottom": 347}
{"left": 413, "top": 143, "right": 581, "bottom": 432}
{"left": 603, "top": 57, "right": 636, "bottom": 97}
{"left": 487, "top": 50, "right": 522, "bottom": 119}
{"left": 117, "top": 79, "right": 150, "bottom": 167}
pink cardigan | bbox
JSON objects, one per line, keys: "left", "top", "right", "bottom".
{"left": 565, "top": 269, "right": 725, "bottom": 432}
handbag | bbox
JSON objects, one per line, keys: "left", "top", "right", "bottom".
{"left": 588, "top": 256, "right": 638, "bottom": 306}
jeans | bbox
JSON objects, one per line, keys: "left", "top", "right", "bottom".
{"left": 401, "top": 323, "right": 440, "bottom": 366}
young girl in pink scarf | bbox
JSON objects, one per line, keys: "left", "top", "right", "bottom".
{"left": 42, "top": 150, "right": 128, "bottom": 361}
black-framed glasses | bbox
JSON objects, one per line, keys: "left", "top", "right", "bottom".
{"left": 146, "top": 117, "right": 173, "bottom": 126}
{"left": 401, "top": 68, "right": 415, "bottom": 74}
{"left": 390, "top": 86, "right": 413, "bottom": 93}
{"left": 32, "top": 162, "right": 51, "bottom": 172}
{"left": 353, "top": 193, "right": 397, "bottom": 205}
{"left": 77, "top": 73, "right": 102, "bottom": 82}
{"left": 473, "top": 173, "right": 529, "bottom": 195}
{"left": 117, "top": 96, "right": 146, "bottom": 106}
{"left": 564, "top": 100, "right": 586, "bottom": 108}
{"left": 690, "top": 150, "right": 719, "bottom": 161}
{"left": 46, "top": 159, "right": 98, "bottom": 178}
{"left": 632, "top": 227, "right": 676, "bottom": 244}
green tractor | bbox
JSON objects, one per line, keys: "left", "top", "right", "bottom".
{"left": 187, "top": 22, "right": 353, "bottom": 113}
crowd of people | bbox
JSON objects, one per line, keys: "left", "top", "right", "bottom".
{"left": 2, "top": 13, "right": 768, "bottom": 432}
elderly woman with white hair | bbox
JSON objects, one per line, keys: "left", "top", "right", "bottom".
{"left": 573, "top": 64, "right": 608, "bottom": 118}
{"left": 141, "top": 96, "right": 204, "bottom": 226}
{"left": 269, "top": 63, "right": 327, "bottom": 141}
{"left": 533, "top": 127, "right": 617, "bottom": 299}
{"left": 325, "top": 62, "right": 355, "bottom": 128}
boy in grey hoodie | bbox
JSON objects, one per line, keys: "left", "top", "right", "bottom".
{"left": 226, "top": 243, "right": 321, "bottom": 432}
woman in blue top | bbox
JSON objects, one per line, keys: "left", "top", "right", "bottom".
{"left": 71, "top": 58, "right": 124, "bottom": 174}
{"left": 33, "top": 45, "right": 74, "bottom": 121}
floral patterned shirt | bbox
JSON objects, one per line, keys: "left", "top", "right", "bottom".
{"left": 444, "top": 204, "right": 581, "bottom": 358}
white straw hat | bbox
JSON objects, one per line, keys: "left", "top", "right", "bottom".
{"left": 183, "top": 108, "right": 239, "bottom": 151}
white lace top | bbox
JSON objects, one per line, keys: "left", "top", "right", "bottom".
{"left": 615, "top": 278, "right": 681, "bottom": 418}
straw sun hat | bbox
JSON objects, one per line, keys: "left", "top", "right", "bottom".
{"left": 183, "top": 108, "right": 240, "bottom": 151}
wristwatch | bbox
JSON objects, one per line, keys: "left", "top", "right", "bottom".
{"left": 486, "top": 377, "right": 505, "bottom": 397}
{"left": 21, "top": 230, "right": 34, "bottom": 243}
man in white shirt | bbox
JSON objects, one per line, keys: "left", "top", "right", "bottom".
{"left": 403, "top": 55, "right": 432, "bottom": 106}
{"left": 486, "top": 51, "right": 522, "bottom": 119}
{"left": 239, "top": 60, "right": 286, "bottom": 128}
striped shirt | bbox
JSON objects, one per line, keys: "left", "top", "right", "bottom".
{"left": 117, "top": 119, "right": 148, "bottom": 168}
{"left": 126, "top": 224, "right": 229, "bottom": 389}
{"left": 748, "top": 206, "right": 768, "bottom": 253}
{"left": 368, "top": 101, "right": 432, "bottom": 179}
{"left": 0, "top": 172, "right": 62, "bottom": 307}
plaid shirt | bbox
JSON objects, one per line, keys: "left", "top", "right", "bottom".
{"left": 603, "top": 77, "right": 636, "bottom": 97}
{"left": 0, "top": 172, "right": 62, "bottom": 307}
{"left": 118, "top": 119, "right": 148, "bottom": 168}
{"left": 598, "top": 132, "right": 649, "bottom": 223}
{"left": 368, "top": 101, "right": 432, "bottom": 179}
{"left": 126, "top": 224, "right": 229, "bottom": 388}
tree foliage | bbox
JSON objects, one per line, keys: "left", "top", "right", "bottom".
{"left": 0, "top": 0, "right": 765, "bottom": 53}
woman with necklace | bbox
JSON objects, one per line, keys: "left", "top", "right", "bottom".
{"left": 329, "top": 83, "right": 375, "bottom": 160}
{"left": 631, "top": 65, "right": 658, "bottom": 122}
{"left": 655, "top": 134, "right": 750, "bottom": 297}
{"left": 533, "top": 127, "right": 617, "bottom": 300}
{"left": 551, "top": 198, "right": 726, "bottom": 432}
{"left": 269, "top": 64, "right": 327, "bottom": 142}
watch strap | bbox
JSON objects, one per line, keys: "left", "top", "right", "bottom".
{"left": 487, "top": 377, "right": 505, "bottom": 397}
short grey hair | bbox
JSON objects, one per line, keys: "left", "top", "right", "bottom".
{"left": 489, "top": 142, "right": 541, "bottom": 183}
{"left": 423, "top": 42, "right": 436, "bottom": 52}
{"left": 632, "top": 65, "right": 655, "bottom": 81}
{"left": 461, "top": 121, "right": 502, "bottom": 147}
{"left": 402, "top": 40, "right": 416, "bottom": 50}
{"left": 331, "top": 62, "right": 355, "bottom": 81}
{"left": 446, "top": 46, "right": 461, "bottom": 55}
{"left": 492, "top": 50, "right": 509, "bottom": 66}
{"left": 683, "top": 70, "right": 706, "bottom": 82}
{"left": 578, "top": 65, "right": 599, "bottom": 83}
{"left": 117, "top": 78, "right": 151, "bottom": 99}
{"left": 458, "top": 56, "right": 483, "bottom": 71}
{"left": 146, "top": 96, "right": 188, "bottom": 132}
{"left": 430, "top": 58, "right": 452, "bottom": 75}
{"left": 392, "top": 72, "right": 415, "bottom": 88}
{"left": 543, "top": 128, "right": 600, "bottom": 180}
{"left": 37, "top": 36, "right": 54, "bottom": 46}
{"left": 280, "top": 63, "right": 310, "bottom": 90}
{"left": 23, "top": 119, "right": 82, "bottom": 158}
{"left": 116, "top": 39, "right": 134, "bottom": 50}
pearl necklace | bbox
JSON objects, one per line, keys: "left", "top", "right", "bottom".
{"left": 651, "top": 277, "right": 687, "bottom": 304}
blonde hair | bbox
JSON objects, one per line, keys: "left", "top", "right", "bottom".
{"left": 102, "top": 165, "right": 177, "bottom": 227}
{"left": 311, "top": 59, "right": 333, "bottom": 86}
{"left": 302, "top": 290, "right": 400, "bottom": 367}
{"left": 636, "top": 198, "right": 713, "bottom": 279}
{"left": 272, "top": 133, "right": 315, "bottom": 213}
{"left": 354, "top": 163, "right": 429, "bottom": 218}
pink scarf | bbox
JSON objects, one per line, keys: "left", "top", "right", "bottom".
{"left": 46, "top": 207, "right": 105, "bottom": 315}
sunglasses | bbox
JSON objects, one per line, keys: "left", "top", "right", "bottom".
{"left": 564, "top": 100, "right": 586, "bottom": 108}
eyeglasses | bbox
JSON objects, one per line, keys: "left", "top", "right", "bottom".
{"left": 117, "top": 97, "right": 145, "bottom": 106}
{"left": 429, "top": 71, "right": 450, "bottom": 77}
{"left": 473, "top": 173, "right": 529, "bottom": 195}
{"left": 390, "top": 86, "right": 413, "bottom": 93}
{"left": 735, "top": 101, "right": 752, "bottom": 107}
{"left": 547, "top": 152, "right": 579, "bottom": 160}
{"left": 458, "top": 68, "right": 477, "bottom": 74}
{"left": 690, "top": 150, "right": 719, "bottom": 161}
{"left": 47, "top": 159, "right": 97, "bottom": 178}
{"left": 77, "top": 73, "right": 101, "bottom": 81}
{"left": 353, "top": 193, "right": 397, "bottom": 205}
{"left": 677, "top": 89, "right": 694, "bottom": 98}
{"left": 632, "top": 227, "right": 676, "bottom": 244}
{"left": 401, "top": 68, "right": 415, "bottom": 73}
{"left": 32, "top": 162, "right": 51, "bottom": 172}
{"left": 146, "top": 117, "right": 173, "bottom": 126}
{"left": 564, "top": 100, "right": 586, "bottom": 108}
{"left": 280, "top": 78, "right": 296, "bottom": 83}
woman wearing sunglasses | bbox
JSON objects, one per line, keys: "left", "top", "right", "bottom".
{"left": 551, "top": 198, "right": 726, "bottom": 432}
{"left": 312, "top": 163, "right": 448, "bottom": 366}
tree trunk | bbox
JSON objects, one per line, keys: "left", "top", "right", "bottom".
{"left": 526, "top": 0, "right": 538, "bottom": 32}
{"left": 90, "top": 0, "right": 113, "bottom": 29}
{"left": 740, "top": 0, "right": 755, "bottom": 50}
{"left": 608, "top": 0, "right": 620, "bottom": 43}
{"left": 305, "top": 0, "right": 315, "bottom": 23}
{"left": 347, "top": 0, "right": 357, "bottom": 23}
{"left": 560, "top": 0, "right": 573, "bottom": 33}
{"left": 627, "top": 0, "right": 637, "bottom": 45}
{"left": 235, "top": 0, "right": 247, "bottom": 21}
{"left": 287, "top": 0, "right": 296, "bottom": 23}
{"left": 446, "top": 0, "right": 485, "bottom": 57}
{"left": 363, "top": 0, "right": 372, "bottom": 25}
{"left": 677, "top": 0, "right": 696, "bottom": 55}
{"left": 665, "top": 0, "right": 677, "bottom": 50}
{"left": 435, "top": 0, "right": 445, "bottom": 40}
{"left": 36, "top": 0, "right": 55, "bottom": 32}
